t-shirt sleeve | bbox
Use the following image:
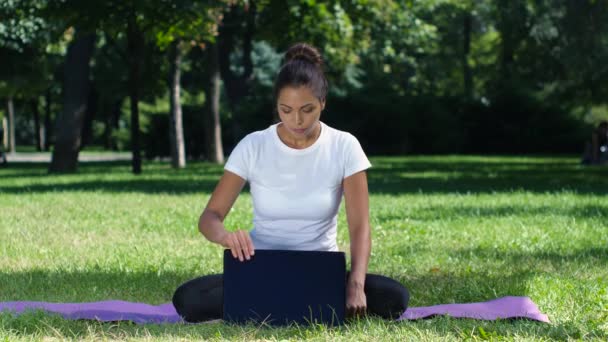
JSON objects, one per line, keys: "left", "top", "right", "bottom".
{"left": 343, "top": 133, "right": 372, "bottom": 179}
{"left": 224, "top": 135, "right": 252, "bottom": 181}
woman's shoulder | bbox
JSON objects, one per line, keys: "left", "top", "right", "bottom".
{"left": 238, "top": 124, "right": 277, "bottom": 145}
{"left": 322, "top": 122, "right": 361, "bottom": 145}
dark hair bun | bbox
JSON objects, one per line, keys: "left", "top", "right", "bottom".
{"left": 273, "top": 42, "right": 328, "bottom": 104}
{"left": 284, "top": 43, "right": 324, "bottom": 68}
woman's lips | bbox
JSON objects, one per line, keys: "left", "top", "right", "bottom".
{"left": 291, "top": 127, "right": 307, "bottom": 134}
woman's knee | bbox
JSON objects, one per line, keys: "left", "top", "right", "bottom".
{"left": 172, "top": 279, "right": 199, "bottom": 320}
{"left": 172, "top": 274, "right": 223, "bottom": 323}
{"left": 364, "top": 273, "right": 409, "bottom": 320}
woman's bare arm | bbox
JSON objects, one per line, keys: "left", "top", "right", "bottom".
{"left": 343, "top": 170, "right": 371, "bottom": 315}
{"left": 199, "top": 170, "right": 254, "bottom": 261}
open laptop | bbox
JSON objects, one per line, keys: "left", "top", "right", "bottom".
{"left": 222, "top": 249, "right": 346, "bottom": 326}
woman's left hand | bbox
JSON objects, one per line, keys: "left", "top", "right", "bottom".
{"left": 346, "top": 282, "right": 367, "bottom": 318}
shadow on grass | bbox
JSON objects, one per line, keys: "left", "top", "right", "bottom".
{"left": 0, "top": 269, "right": 193, "bottom": 304}
{"left": 398, "top": 247, "right": 607, "bottom": 306}
{"left": 397, "top": 247, "right": 607, "bottom": 306}
{"left": 377, "top": 203, "right": 608, "bottom": 221}
{"left": 0, "top": 179, "right": 223, "bottom": 194}
{"left": 1, "top": 157, "right": 607, "bottom": 195}
{"left": 1, "top": 265, "right": 599, "bottom": 339}
{"left": 449, "top": 247, "right": 608, "bottom": 267}
{"left": 367, "top": 161, "right": 608, "bottom": 195}
{"left": 391, "top": 262, "right": 605, "bottom": 338}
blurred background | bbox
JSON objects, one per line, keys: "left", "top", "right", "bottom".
{"left": 1, "top": 0, "right": 607, "bottom": 173}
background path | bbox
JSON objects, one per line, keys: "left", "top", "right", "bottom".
{"left": 4, "top": 152, "right": 132, "bottom": 163}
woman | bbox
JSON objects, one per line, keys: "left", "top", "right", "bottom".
{"left": 172, "top": 43, "right": 409, "bottom": 323}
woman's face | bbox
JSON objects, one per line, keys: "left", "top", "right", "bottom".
{"left": 276, "top": 86, "right": 325, "bottom": 139}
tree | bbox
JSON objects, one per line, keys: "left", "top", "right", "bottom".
{"left": 30, "top": 98, "right": 44, "bottom": 151}
{"left": 5, "top": 97, "right": 15, "bottom": 153}
{"left": 49, "top": 30, "right": 96, "bottom": 172}
{"left": 217, "top": 0, "right": 257, "bottom": 142}
{"left": 153, "top": 1, "right": 224, "bottom": 167}
{"left": 52, "top": 0, "right": 227, "bottom": 172}
{"left": 216, "top": 0, "right": 382, "bottom": 141}
{"left": 204, "top": 41, "right": 224, "bottom": 163}
{"left": 168, "top": 40, "right": 187, "bottom": 168}
{"left": 1, "top": 112, "right": 7, "bottom": 152}
{"left": 1, "top": 0, "right": 62, "bottom": 155}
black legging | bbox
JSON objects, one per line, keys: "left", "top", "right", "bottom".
{"left": 172, "top": 272, "right": 409, "bottom": 323}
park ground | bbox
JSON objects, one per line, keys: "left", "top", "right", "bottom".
{"left": 0, "top": 155, "right": 607, "bottom": 341}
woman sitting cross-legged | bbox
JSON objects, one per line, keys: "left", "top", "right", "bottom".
{"left": 172, "top": 42, "right": 410, "bottom": 323}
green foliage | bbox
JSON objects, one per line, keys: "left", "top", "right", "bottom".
{"left": 2, "top": 0, "right": 608, "bottom": 154}
{"left": 0, "top": 0, "right": 47, "bottom": 50}
{"left": 0, "top": 0, "right": 63, "bottom": 98}
{"left": 583, "top": 106, "right": 608, "bottom": 126}
{"left": 49, "top": 0, "right": 225, "bottom": 47}
{"left": 258, "top": 0, "right": 361, "bottom": 74}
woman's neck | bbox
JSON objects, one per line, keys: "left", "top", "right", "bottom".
{"left": 277, "top": 121, "right": 321, "bottom": 149}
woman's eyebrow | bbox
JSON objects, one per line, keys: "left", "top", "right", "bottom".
{"left": 279, "top": 103, "right": 314, "bottom": 109}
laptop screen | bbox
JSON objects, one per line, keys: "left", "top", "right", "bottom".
{"left": 223, "top": 249, "right": 346, "bottom": 326}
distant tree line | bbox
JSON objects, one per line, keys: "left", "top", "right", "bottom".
{"left": 1, "top": 0, "right": 607, "bottom": 173}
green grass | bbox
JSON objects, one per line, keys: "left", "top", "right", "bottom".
{"left": 1, "top": 155, "right": 607, "bottom": 341}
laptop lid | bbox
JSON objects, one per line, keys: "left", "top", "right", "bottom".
{"left": 222, "top": 249, "right": 346, "bottom": 326}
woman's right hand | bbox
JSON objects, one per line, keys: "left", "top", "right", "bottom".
{"left": 219, "top": 229, "right": 255, "bottom": 262}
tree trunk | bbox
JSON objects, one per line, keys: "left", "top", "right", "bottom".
{"left": 103, "top": 98, "right": 122, "bottom": 150}
{"left": 218, "top": 0, "right": 257, "bottom": 143}
{"left": 102, "top": 99, "right": 111, "bottom": 150}
{"left": 44, "top": 89, "right": 51, "bottom": 151}
{"left": 81, "top": 83, "right": 98, "bottom": 149}
{"left": 496, "top": 0, "right": 526, "bottom": 82}
{"left": 109, "top": 98, "right": 122, "bottom": 150}
{"left": 127, "top": 13, "right": 143, "bottom": 174}
{"left": 462, "top": 11, "right": 473, "bottom": 100}
{"left": 2, "top": 115, "right": 7, "bottom": 151}
{"left": 6, "top": 97, "right": 16, "bottom": 153}
{"left": 31, "top": 98, "right": 44, "bottom": 151}
{"left": 168, "top": 40, "right": 186, "bottom": 168}
{"left": 49, "top": 31, "right": 96, "bottom": 173}
{"left": 205, "top": 42, "right": 224, "bottom": 164}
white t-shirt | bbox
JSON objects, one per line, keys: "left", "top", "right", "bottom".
{"left": 224, "top": 121, "right": 372, "bottom": 251}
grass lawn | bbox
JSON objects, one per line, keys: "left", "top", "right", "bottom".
{"left": 0, "top": 155, "right": 607, "bottom": 341}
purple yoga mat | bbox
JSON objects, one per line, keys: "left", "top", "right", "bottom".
{"left": 0, "top": 301, "right": 182, "bottom": 324}
{"left": 398, "top": 296, "right": 550, "bottom": 323}
{"left": 0, "top": 296, "right": 549, "bottom": 324}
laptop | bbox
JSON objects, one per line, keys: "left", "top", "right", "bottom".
{"left": 222, "top": 249, "right": 346, "bottom": 326}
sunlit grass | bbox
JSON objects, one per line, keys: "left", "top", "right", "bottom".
{"left": 1, "top": 155, "right": 607, "bottom": 340}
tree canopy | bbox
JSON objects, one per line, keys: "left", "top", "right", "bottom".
{"left": 1, "top": 0, "right": 607, "bottom": 171}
